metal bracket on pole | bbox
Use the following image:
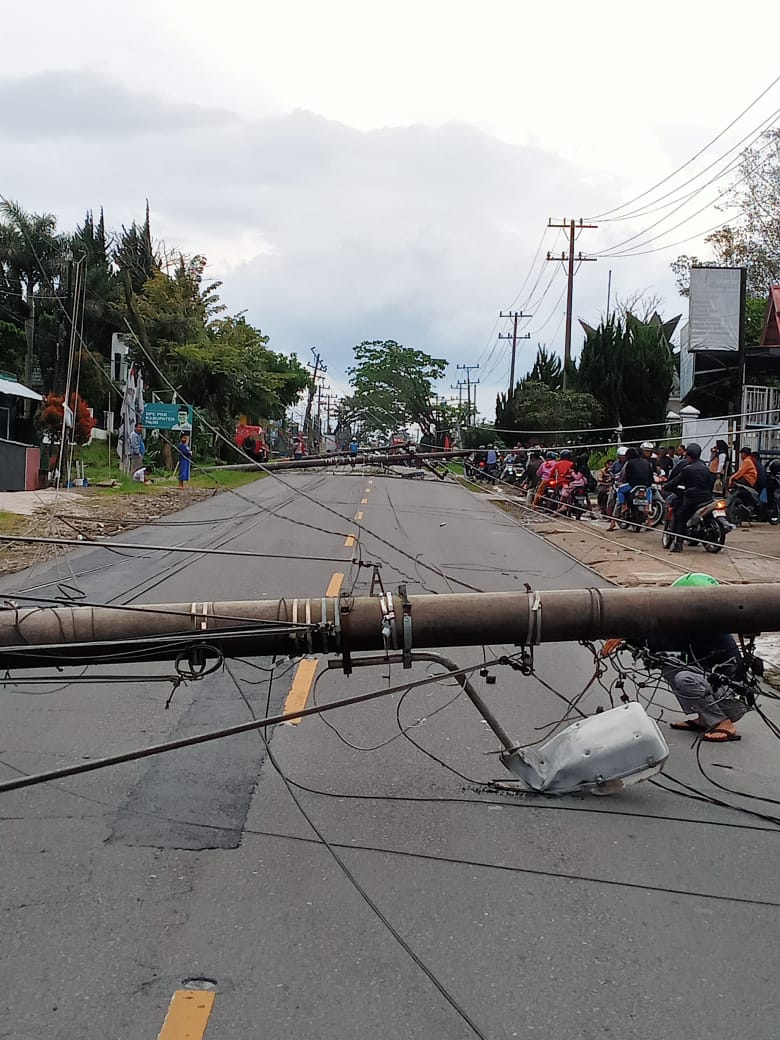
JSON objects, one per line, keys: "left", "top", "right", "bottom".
{"left": 526, "top": 591, "right": 542, "bottom": 646}
{"left": 398, "top": 584, "right": 413, "bottom": 669}
{"left": 369, "top": 564, "right": 385, "bottom": 597}
{"left": 339, "top": 598, "right": 353, "bottom": 676}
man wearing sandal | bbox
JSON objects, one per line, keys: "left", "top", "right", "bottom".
{"left": 602, "top": 573, "right": 751, "bottom": 743}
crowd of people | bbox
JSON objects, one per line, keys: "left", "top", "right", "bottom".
{"left": 467, "top": 437, "right": 780, "bottom": 553}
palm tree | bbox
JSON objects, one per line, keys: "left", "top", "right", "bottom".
{"left": 0, "top": 200, "right": 67, "bottom": 403}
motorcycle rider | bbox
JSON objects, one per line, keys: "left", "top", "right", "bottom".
{"left": 602, "top": 573, "right": 750, "bottom": 742}
{"left": 728, "top": 446, "right": 758, "bottom": 496}
{"left": 607, "top": 446, "right": 654, "bottom": 531}
{"left": 668, "top": 442, "right": 714, "bottom": 553}
{"left": 533, "top": 450, "right": 559, "bottom": 508}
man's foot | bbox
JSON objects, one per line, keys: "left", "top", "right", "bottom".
{"left": 703, "top": 722, "right": 741, "bottom": 742}
{"left": 670, "top": 718, "right": 707, "bottom": 732}
{"left": 670, "top": 544, "right": 683, "bottom": 553}
{"left": 607, "top": 522, "right": 616, "bottom": 532}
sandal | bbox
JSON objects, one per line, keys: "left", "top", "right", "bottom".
{"left": 670, "top": 719, "right": 707, "bottom": 732}
{"left": 702, "top": 725, "right": 742, "bottom": 742}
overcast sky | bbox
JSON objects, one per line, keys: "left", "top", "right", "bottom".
{"left": 2, "top": 0, "right": 777, "bottom": 414}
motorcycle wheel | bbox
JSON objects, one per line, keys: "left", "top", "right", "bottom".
{"left": 661, "top": 521, "right": 674, "bottom": 549}
{"left": 701, "top": 517, "right": 725, "bottom": 553}
{"left": 648, "top": 498, "right": 664, "bottom": 528}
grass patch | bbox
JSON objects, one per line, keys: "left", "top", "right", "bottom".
{"left": 56, "top": 443, "right": 264, "bottom": 496}
{"left": 0, "top": 510, "right": 28, "bottom": 534}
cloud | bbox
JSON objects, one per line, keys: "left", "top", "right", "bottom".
{"left": 0, "top": 69, "right": 681, "bottom": 401}
{"left": 0, "top": 70, "right": 234, "bottom": 139}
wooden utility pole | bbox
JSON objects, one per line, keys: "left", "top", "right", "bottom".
{"left": 498, "top": 311, "right": 532, "bottom": 395}
{"left": 546, "top": 219, "right": 597, "bottom": 389}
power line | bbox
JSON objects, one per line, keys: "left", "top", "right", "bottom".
{"left": 588, "top": 71, "right": 780, "bottom": 220}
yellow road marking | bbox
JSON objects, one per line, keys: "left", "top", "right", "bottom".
{"left": 157, "top": 989, "right": 215, "bottom": 1039}
{"left": 364, "top": 487, "right": 371, "bottom": 493}
{"left": 325, "top": 572, "right": 344, "bottom": 596}
{"left": 354, "top": 511, "right": 364, "bottom": 520}
{"left": 344, "top": 534, "right": 356, "bottom": 547}
{"left": 368, "top": 479, "right": 374, "bottom": 484}
{"left": 283, "top": 658, "right": 318, "bottom": 725}
{"left": 360, "top": 498, "right": 368, "bottom": 504}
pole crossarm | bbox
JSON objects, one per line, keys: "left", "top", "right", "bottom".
{"left": 2, "top": 586, "right": 779, "bottom": 670}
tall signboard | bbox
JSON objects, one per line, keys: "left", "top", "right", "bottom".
{"left": 688, "top": 266, "right": 744, "bottom": 352}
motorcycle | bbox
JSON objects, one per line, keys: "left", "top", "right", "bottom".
{"left": 614, "top": 484, "right": 653, "bottom": 532}
{"left": 662, "top": 492, "right": 731, "bottom": 552}
{"left": 500, "top": 462, "right": 525, "bottom": 486}
{"left": 726, "top": 483, "right": 779, "bottom": 526}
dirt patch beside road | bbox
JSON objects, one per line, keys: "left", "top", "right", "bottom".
{"left": 494, "top": 497, "right": 780, "bottom": 586}
{"left": 0, "top": 486, "right": 220, "bottom": 578}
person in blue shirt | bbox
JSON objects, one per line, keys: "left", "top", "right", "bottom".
{"left": 177, "top": 433, "right": 192, "bottom": 489}
{"left": 349, "top": 437, "right": 359, "bottom": 468}
{"left": 128, "top": 423, "right": 145, "bottom": 474}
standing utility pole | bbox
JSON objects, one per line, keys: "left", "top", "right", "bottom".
{"left": 456, "top": 363, "right": 480, "bottom": 425}
{"left": 303, "top": 349, "right": 326, "bottom": 450}
{"left": 546, "top": 218, "right": 597, "bottom": 389}
{"left": 498, "top": 311, "right": 532, "bottom": 395}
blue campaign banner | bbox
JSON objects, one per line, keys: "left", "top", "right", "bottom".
{"left": 141, "top": 404, "right": 194, "bottom": 431}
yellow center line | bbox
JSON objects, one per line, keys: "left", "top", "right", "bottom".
{"left": 354, "top": 511, "right": 364, "bottom": 520}
{"left": 360, "top": 498, "right": 368, "bottom": 504}
{"left": 344, "top": 534, "right": 356, "bottom": 547}
{"left": 282, "top": 658, "right": 318, "bottom": 725}
{"left": 364, "top": 488, "right": 371, "bottom": 493}
{"left": 282, "top": 571, "right": 343, "bottom": 725}
{"left": 157, "top": 989, "right": 216, "bottom": 1039}
{"left": 325, "top": 572, "right": 345, "bottom": 597}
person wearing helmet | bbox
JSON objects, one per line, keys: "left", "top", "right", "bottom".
{"left": 533, "top": 451, "right": 559, "bottom": 508}
{"left": 668, "top": 442, "right": 715, "bottom": 552}
{"left": 602, "top": 573, "right": 751, "bottom": 742}
{"left": 607, "top": 446, "right": 654, "bottom": 531}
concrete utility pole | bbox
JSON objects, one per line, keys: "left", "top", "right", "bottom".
{"left": 456, "top": 364, "right": 480, "bottom": 425}
{"left": 1, "top": 585, "right": 778, "bottom": 670}
{"left": 498, "top": 311, "right": 532, "bottom": 395}
{"left": 546, "top": 219, "right": 598, "bottom": 390}
{"left": 316, "top": 379, "right": 331, "bottom": 443}
{"left": 303, "top": 349, "right": 326, "bottom": 451}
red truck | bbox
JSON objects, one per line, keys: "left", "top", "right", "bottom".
{"left": 235, "top": 424, "right": 270, "bottom": 462}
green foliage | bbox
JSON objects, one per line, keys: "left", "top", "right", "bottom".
{"left": 522, "top": 344, "right": 563, "bottom": 391}
{"left": 577, "top": 315, "right": 674, "bottom": 440}
{"left": 745, "top": 296, "right": 766, "bottom": 346}
{"left": 343, "top": 340, "right": 447, "bottom": 437}
{"left": 495, "top": 380, "right": 602, "bottom": 445}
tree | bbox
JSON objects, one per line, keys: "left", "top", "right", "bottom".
{"left": 39, "top": 391, "right": 97, "bottom": 445}
{"left": 344, "top": 340, "right": 447, "bottom": 437}
{"left": 523, "top": 344, "right": 562, "bottom": 391}
{"left": 495, "top": 380, "right": 601, "bottom": 445}
{"left": 672, "top": 129, "right": 780, "bottom": 299}
{"left": 577, "top": 315, "right": 675, "bottom": 439}
{"left": 0, "top": 201, "right": 67, "bottom": 398}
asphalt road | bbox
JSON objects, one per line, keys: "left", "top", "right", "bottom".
{"left": 1, "top": 467, "right": 779, "bottom": 1039}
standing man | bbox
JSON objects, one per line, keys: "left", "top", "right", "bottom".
{"left": 669, "top": 443, "right": 713, "bottom": 552}
{"left": 349, "top": 436, "right": 359, "bottom": 468}
{"left": 129, "top": 422, "right": 145, "bottom": 476}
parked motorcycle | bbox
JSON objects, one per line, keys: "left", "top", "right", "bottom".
{"left": 726, "top": 483, "right": 779, "bottom": 526}
{"left": 500, "top": 462, "right": 525, "bottom": 486}
{"left": 662, "top": 492, "right": 731, "bottom": 552}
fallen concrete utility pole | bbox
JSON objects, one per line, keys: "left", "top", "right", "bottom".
{"left": 205, "top": 448, "right": 473, "bottom": 473}
{"left": 1, "top": 584, "right": 779, "bottom": 670}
